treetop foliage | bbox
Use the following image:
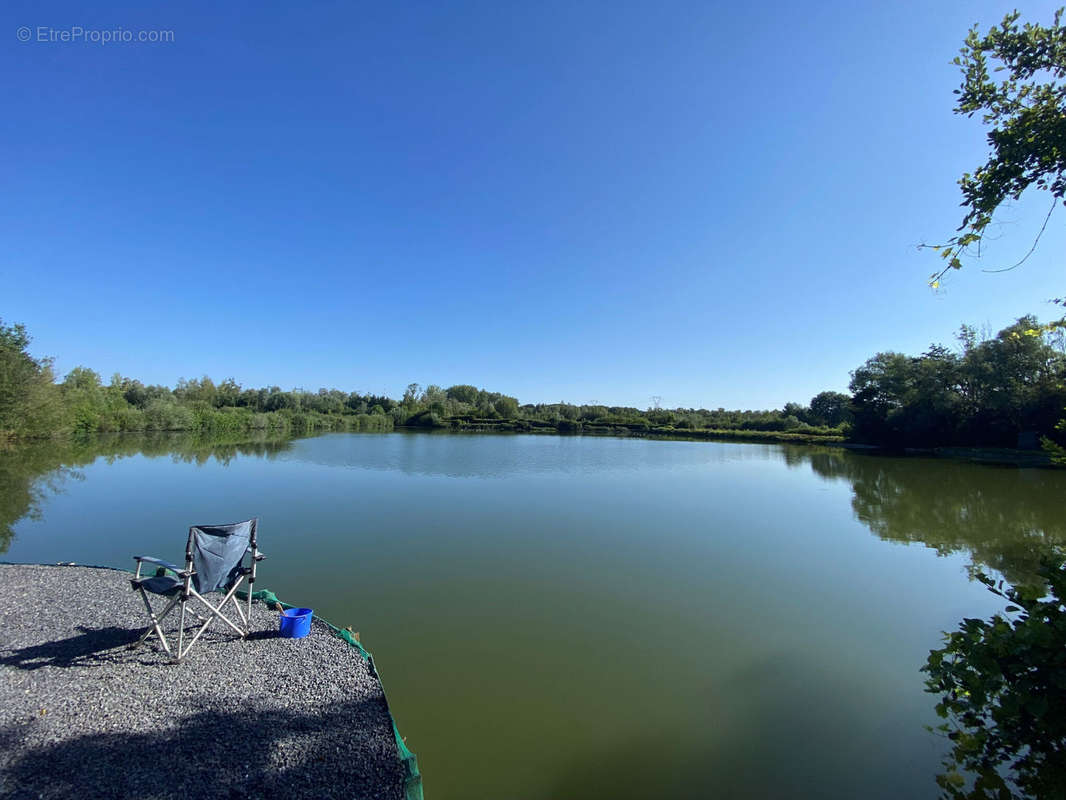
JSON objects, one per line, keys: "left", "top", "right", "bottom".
{"left": 849, "top": 315, "right": 1066, "bottom": 449}
{"left": 0, "top": 319, "right": 64, "bottom": 438}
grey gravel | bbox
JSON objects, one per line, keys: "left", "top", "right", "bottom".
{"left": 0, "top": 564, "right": 406, "bottom": 800}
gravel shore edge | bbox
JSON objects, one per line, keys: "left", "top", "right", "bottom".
{"left": 0, "top": 563, "right": 414, "bottom": 800}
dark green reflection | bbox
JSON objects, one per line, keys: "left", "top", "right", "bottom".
{"left": 5, "top": 436, "right": 1063, "bottom": 588}
{"left": 785, "top": 445, "right": 1066, "bottom": 583}
{"left": 0, "top": 432, "right": 294, "bottom": 554}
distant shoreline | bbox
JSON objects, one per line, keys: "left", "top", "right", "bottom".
{"left": 395, "top": 426, "right": 1059, "bottom": 467}
{"left": 398, "top": 422, "right": 845, "bottom": 446}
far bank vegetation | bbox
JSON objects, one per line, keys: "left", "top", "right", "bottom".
{"left": 3, "top": 316, "right": 1065, "bottom": 455}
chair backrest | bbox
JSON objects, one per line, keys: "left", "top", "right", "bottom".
{"left": 186, "top": 518, "right": 257, "bottom": 593}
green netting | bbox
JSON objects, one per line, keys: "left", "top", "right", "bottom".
{"left": 239, "top": 589, "right": 423, "bottom": 800}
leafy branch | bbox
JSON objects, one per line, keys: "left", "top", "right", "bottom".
{"left": 923, "top": 557, "right": 1066, "bottom": 799}
{"left": 924, "top": 8, "right": 1066, "bottom": 287}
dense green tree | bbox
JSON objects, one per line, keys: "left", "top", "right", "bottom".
{"left": 849, "top": 352, "right": 918, "bottom": 443}
{"left": 0, "top": 322, "right": 402, "bottom": 438}
{"left": 781, "top": 402, "right": 809, "bottom": 427}
{"left": 446, "top": 385, "right": 479, "bottom": 404}
{"left": 264, "top": 389, "right": 297, "bottom": 412}
{"left": 365, "top": 394, "right": 396, "bottom": 413}
{"left": 0, "top": 320, "right": 64, "bottom": 438}
{"left": 215, "top": 378, "right": 241, "bottom": 408}
{"left": 421, "top": 385, "right": 447, "bottom": 416}
{"left": 174, "top": 376, "right": 217, "bottom": 408}
{"left": 808, "top": 391, "right": 852, "bottom": 427}
{"left": 60, "top": 367, "right": 107, "bottom": 433}
{"left": 955, "top": 317, "right": 1066, "bottom": 446}
{"left": 307, "top": 388, "right": 345, "bottom": 415}
{"left": 120, "top": 378, "right": 150, "bottom": 408}
{"left": 345, "top": 392, "right": 368, "bottom": 414}
{"left": 238, "top": 388, "right": 264, "bottom": 411}
{"left": 402, "top": 383, "right": 421, "bottom": 406}
{"left": 849, "top": 317, "right": 1066, "bottom": 448}
{"left": 494, "top": 395, "right": 519, "bottom": 419}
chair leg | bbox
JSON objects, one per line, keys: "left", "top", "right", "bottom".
{"left": 176, "top": 595, "right": 188, "bottom": 663}
{"left": 176, "top": 582, "right": 247, "bottom": 660}
{"left": 131, "top": 590, "right": 180, "bottom": 656}
{"left": 228, "top": 592, "right": 248, "bottom": 630}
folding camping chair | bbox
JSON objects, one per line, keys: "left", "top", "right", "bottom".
{"left": 129, "top": 518, "right": 264, "bottom": 662}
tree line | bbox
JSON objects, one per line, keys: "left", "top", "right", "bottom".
{"left": 2, "top": 315, "right": 1064, "bottom": 451}
{"left": 849, "top": 315, "right": 1066, "bottom": 450}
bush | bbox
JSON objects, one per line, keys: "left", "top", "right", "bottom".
{"left": 144, "top": 399, "right": 197, "bottom": 431}
{"left": 110, "top": 406, "right": 146, "bottom": 432}
{"left": 923, "top": 558, "right": 1066, "bottom": 798}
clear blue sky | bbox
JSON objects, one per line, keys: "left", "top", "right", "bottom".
{"left": 3, "top": 0, "right": 1063, "bottom": 410}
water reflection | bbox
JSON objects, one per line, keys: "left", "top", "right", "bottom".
{"left": 279, "top": 431, "right": 780, "bottom": 479}
{"left": 787, "top": 446, "right": 1066, "bottom": 583}
{"left": 4, "top": 435, "right": 1064, "bottom": 587}
{"left": 0, "top": 432, "right": 293, "bottom": 554}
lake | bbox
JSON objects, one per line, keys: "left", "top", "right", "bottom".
{"left": 3, "top": 432, "right": 1063, "bottom": 799}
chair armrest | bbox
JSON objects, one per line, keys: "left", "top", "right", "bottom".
{"left": 245, "top": 546, "right": 266, "bottom": 561}
{"left": 133, "top": 556, "right": 193, "bottom": 577}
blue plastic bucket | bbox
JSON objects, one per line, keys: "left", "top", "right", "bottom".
{"left": 279, "top": 607, "right": 313, "bottom": 639}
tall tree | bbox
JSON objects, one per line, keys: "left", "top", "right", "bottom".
{"left": 808, "top": 391, "right": 852, "bottom": 427}
{"left": 0, "top": 320, "right": 64, "bottom": 438}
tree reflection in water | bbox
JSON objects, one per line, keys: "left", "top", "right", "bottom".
{"left": 0, "top": 433, "right": 294, "bottom": 554}
{"left": 784, "top": 445, "right": 1065, "bottom": 584}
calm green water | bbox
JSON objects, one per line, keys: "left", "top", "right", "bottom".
{"left": 3, "top": 432, "right": 1064, "bottom": 799}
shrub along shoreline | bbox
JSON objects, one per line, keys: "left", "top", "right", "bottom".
{"left": 3, "top": 314, "right": 1065, "bottom": 457}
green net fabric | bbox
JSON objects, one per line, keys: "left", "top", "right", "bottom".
{"left": 240, "top": 589, "right": 423, "bottom": 800}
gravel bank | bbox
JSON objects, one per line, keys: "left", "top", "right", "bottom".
{"left": 0, "top": 564, "right": 406, "bottom": 800}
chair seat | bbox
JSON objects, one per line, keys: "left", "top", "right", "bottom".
{"left": 138, "top": 575, "right": 182, "bottom": 595}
